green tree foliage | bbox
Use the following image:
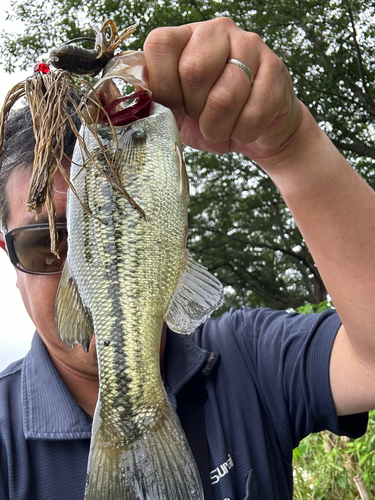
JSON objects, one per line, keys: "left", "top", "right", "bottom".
{"left": 1, "top": 0, "right": 375, "bottom": 310}
{"left": 186, "top": 151, "right": 325, "bottom": 312}
{"left": 293, "top": 412, "right": 375, "bottom": 499}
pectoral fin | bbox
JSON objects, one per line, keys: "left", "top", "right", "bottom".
{"left": 164, "top": 252, "right": 223, "bottom": 334}
{"left": 55, "top": 261, "right": 94, "bottom": 352}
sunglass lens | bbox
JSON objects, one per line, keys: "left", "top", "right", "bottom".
{"left": 13, "top": 227, "right": 67, "bottom": 273}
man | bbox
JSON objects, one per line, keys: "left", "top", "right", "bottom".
{"left": 0, "top": 17, "right": 374, "bottom": 500}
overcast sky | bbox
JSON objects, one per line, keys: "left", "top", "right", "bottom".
{"left": 0, "top": 1, "right": 35, "bottom": 371}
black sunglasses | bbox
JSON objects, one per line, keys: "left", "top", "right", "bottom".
{"left": 4, "top": 222, "right": 68, "bottom": 275}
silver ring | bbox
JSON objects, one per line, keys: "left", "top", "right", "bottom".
{"left": 226, "top": 58, "right": 253, "bottom": 85}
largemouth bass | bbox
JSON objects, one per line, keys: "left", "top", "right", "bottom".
{"left": 55, "top": 93, "right": 223, "bottom": 498}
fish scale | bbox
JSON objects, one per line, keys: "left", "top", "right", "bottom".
{"left": 56, "top": 102, "right": 223, "bottom": 499}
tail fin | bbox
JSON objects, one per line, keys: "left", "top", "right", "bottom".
{"left": 84, "top": 401, "right": 204, "bottom": 500}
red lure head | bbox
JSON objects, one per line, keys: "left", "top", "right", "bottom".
{"left": 33, "top": 62, "right": 51, "bottom": 74}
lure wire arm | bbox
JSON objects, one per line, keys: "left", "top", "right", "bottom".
{"left": 60, "top": 37, "right": 96, "bottom": 46}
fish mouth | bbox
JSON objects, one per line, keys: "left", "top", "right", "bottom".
{"left": 99, "top": 90, "right": 153, "bottom": 126}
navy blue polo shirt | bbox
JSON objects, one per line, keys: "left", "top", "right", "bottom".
{"left": 0, "top": 307, "right": 368, "bottom": 500}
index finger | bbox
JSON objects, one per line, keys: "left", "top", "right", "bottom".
{"left": 143, "top": 25, "right": 192, "bottom": 118}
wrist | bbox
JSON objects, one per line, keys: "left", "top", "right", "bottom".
{"left": 240, "top": 103, "right": 341, "bottom": 193}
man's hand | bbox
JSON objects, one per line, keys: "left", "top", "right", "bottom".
{"left": 144, "top": 17, "right": 302, "bottom": 161}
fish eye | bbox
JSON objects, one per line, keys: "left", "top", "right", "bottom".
{"left": 132, "top": 130, "right": 147, "bottom": 144}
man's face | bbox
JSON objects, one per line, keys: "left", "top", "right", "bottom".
{"left": 0, "top": 165, "right": 98, "bottom": 373}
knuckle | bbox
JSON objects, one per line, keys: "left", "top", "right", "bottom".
{"left": 206, "top": 88, "right": 239, "bottom": 117}
{"left": 243, "top": 31, "right": 270, "bottom": 61}
{"left": 144, "top": 27, "right": 179, "bottom": 53}
{"left": 211, "top": 16, "right": 238, "bottom": 30}
{"left": 245, "top": 106, "right": 264, "bottom": 127}
{"left": 179, "top": 59, "right": 206, "bottom": 87}
{"left": 273, "top": 55, "right": 287, "bottom": 75}
{"left": 246, "top": 31, "right": 263, "bottom": 46}
{"left": 233, "top": 108, "right": 265, "bottom": 144}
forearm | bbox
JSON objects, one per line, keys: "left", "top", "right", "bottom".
{"left": 256, "top": 104, "right": 375, "bottom": 358}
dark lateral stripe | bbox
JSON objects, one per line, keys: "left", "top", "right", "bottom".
{"left": 102, "top": 186, "right": 134, "bottom": 423}
{"left": 83, "top": 164, "right": 93, "bottom": 265}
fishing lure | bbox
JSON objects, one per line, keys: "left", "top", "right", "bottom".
{"left": 49, "top": 20, "right": 137, "bottom": 76}
{"left": 0, "top": 23, "right": 149, "bottom": 256}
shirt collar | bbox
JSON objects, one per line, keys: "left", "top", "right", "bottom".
{"left": 22, "top": 329, "right": 218, "bottom": 440}
{"left": 22, "top": 332, "right": 92, "bottom": 440}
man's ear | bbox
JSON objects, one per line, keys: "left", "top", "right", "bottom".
{"left": 0, "top": 233, "right": 7, "bottom": 253}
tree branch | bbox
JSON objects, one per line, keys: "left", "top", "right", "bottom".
{"left": 331, "top": 139, "right": 375, "bottom": 159}
{"left": 221, "top": 262, "right": 293, "bottom": 307}
{"left": 198, "top": 226, "right": 319, "bottom": 278}
{"left": 272, "top": 201, "right": 319, "bottom": 302}
{"left": 310, "top": 112, "right": 375, "bottom": 159}
{"left": 347, "top": 5, "right": 375, "bottom": 108}
{"left": 294, "top": 21, "right": 375, "bottom": 116}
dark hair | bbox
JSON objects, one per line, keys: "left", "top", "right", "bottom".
{"left": 0, "top": 103, "right": 80, "bottom": 229}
